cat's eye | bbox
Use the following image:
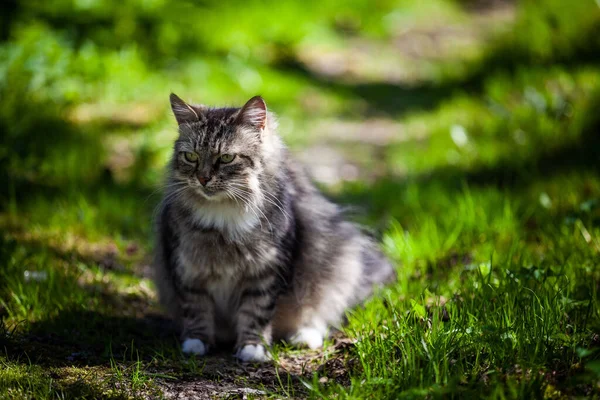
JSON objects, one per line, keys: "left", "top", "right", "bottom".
{"left": 220, "top": 154, "right": 235, "bottom": 163}
{"left": 183, "top": 152, "right": 198, "bottom": 162}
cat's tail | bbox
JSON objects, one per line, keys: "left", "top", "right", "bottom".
{"left": 361, "top": 240, "right": 397, "bottom": 289}
{"left": 348, "top": 235, "right": 396, "bottom": 308}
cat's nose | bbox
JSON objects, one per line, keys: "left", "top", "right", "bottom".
{"left": 197, "top": 175, "right": 212, "bottom": 186}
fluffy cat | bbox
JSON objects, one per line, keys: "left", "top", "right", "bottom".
{"left": 153, "top": 94, "right": 395, "bottom": 362}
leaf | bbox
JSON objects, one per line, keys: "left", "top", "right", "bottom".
{"left": 479, "top": 262, "right": 491, "bottom": 278}
{"left": 410, "top": 299, "right": 427, "bottom": 318}
{"left": 577, "top": 347, "right": 595, "bottom": 359}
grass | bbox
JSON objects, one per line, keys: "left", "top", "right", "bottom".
{"left": 1, "top": 0, "right": 600, "bottom": 398}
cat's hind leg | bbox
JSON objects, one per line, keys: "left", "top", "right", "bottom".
{"left": 287, "top": 238, "right": 366, "bottom": 350}
{"left": 289, "top": 323, "right": 326, "bottom": 350}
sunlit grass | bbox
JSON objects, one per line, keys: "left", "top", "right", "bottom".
{"left": 332, "top": 174, "right": 600, "bottom": 398}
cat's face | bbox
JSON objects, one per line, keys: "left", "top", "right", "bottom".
{"left": 169, "top": 94, "right": 268, "bottom": 205}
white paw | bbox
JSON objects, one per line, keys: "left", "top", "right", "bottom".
{"left": 291, "top": 327, "right": 324, "bottom": 350}
{"left": 235, "top": 344, "right": 270, "bottom": 362}
{"left": 182, "top": 338, "right": 207, "bottom": 356}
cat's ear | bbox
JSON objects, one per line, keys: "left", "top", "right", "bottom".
{"left": 170, "top": 93, "right": 204, "bottom": 125}
{"left": 236, "top": 96, "right": 267, "bottom": 130}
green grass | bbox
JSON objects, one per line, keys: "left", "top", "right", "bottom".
{"left": 1, "top": 0, "right": 600, "bottom": 398}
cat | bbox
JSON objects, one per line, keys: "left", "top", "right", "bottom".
{"left": 152, "top": 93, "right": 396, "bottom": 362}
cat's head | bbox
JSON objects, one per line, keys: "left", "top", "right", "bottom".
{"left": 168, "top": 93, "right": 282, "bottom": 207}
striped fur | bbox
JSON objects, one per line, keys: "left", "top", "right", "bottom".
{"left": 153, "top": 94, "right": 396, "bottom": 362}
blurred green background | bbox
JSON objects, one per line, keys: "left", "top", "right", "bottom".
{"left": 1, "top": 0, "right": 600, "bottom": 398}
{"left": 1, "top": 0, "right": 598, "bottom": 246}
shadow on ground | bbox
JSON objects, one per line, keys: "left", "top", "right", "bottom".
{"left": 1, "top": 305, "right": 348, "bottom": 399}
{"left": 0, "top": 264, "right": 351, "bottom": 399}
{"left": 272, "top": 12, "right": 600, "bottom": 118}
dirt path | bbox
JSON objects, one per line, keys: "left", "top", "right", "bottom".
{"left": 156, "top": 335, "right": 357, "bottom": 399}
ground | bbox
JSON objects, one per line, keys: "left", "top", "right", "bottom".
{"left": 1, "top": 0, "right": 600, "bottom": 398}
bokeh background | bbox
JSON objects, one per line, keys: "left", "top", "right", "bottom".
{"left": 2, "top": 0, "right": 598, "bottom": 246}
{"left": 1, "top": 0, "right": 600, "bottom": 398}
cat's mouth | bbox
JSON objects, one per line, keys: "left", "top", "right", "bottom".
{"left": 190, "top": 184, "right": 230, "bottom": 202}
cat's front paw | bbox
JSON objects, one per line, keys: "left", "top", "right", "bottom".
{"left": 235, "top": 344, "right": 270, "bottom": 362}
{"left": 182, "top": 338, "right": 207, "bottom": 356}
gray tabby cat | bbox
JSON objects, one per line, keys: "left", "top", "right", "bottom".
{"left": 153, "top": 94, "right": 395, "bottom": 362}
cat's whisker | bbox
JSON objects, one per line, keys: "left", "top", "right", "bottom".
{"left": 155, "top": 184, "right": 189, "bottom": 201}
{"left": 227, "top": 189, "right": 252, "bottom": 214}
{"left": 160, "top": 187, "right": 189, "bottom": 206}
{"left": 145, "top": 181, "right": 187, "bottom": 204}
{"left": 163, "top": 185, "right": 189, "bottom": 201}
{"left": 226, "top": 188, "right": 262, "bottom": 227}
{"left": 231, "top": 187, "right": 274, "bottom": 234}
{"left": 152, "top": 186, "right": 189, "bottom": 219}
{"left": 240, "top": 199, "right": 265, "bottom": 232}
{"left": 260, "top": 192, "right": 291, "bottom": 222}
{"left": 229, "top": 183, "right": 291, "bottom": 224}
{"left": 225, "top": 189, "right": 242, "bottom": 209}
{"left": 228, "top": 187, "right": 272, "bottom": 233}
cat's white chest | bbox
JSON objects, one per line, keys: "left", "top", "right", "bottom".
{"left": 192, "top": 203, "right": 259, "bottom": 238}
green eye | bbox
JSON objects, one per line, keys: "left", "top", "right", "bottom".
{"left": 220, "top": 153, "right": 235, "bottom": 163}
{"left": 183, "top": 152, "right": 198, "bottom": 162}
